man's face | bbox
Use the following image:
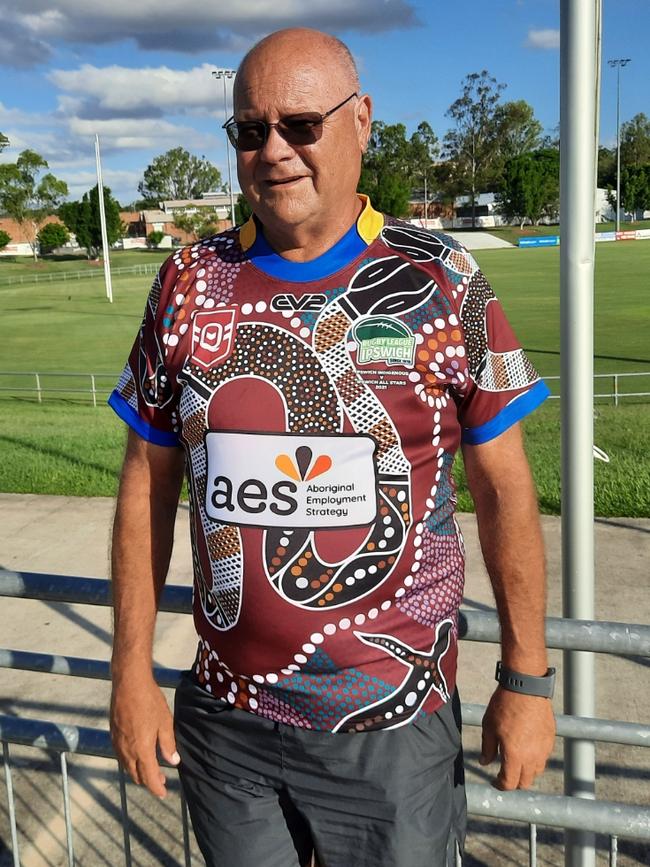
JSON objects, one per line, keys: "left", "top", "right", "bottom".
{"left": 233, "top": 53, "right": 371, "bottom": 233}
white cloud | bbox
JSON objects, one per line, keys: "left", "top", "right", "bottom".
{"left": 1, "top": 0, "right": 420, "bottom": 66}
{"left": 50, "top": 63, "right": 224, "bottom": 118}
{"left": 526, "top": 29, "right": 560, "bottom": 50}
{"left": 68, "top": 116, "right": 219, "bottom": 152}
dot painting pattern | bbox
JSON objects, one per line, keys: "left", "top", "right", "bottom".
{"left": 113, "top": 217, "right": 545, "bottom": 731}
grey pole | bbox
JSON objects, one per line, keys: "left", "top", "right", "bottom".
{"left": 560, "top": 2, "right": 598, "bottom": 864}
{"left": 607, "top": 59, "right": 631, "bottom": 233}
{"left": 212, "top": 69, "right": 237, "bottom": 227}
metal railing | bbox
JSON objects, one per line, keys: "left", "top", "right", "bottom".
{"left": 0, "top": 262, "right": 160, "bottom": 288}
{"left": 1, "top": 370, "right": 649, "bottom": 407}
{"left": 1, "top": 568, "right": 649, "bottom": 867}
{"left": 545, "top": 371, "right": 650, "bottom": 405}
{"left": 0, "top": 371, "right": 116, "bottom": 406}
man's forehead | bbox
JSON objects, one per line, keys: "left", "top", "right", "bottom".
{"left": 235, "top": 64, "right": 342, "bottom": 113}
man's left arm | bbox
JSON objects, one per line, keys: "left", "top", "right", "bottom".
{"left": 461, "top": 422, "right": 556, "bottom": 790}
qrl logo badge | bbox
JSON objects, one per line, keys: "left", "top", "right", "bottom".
{"left": 191, "top": 308, "right": 238, "bottom": 370}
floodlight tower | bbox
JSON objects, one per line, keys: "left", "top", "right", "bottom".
{"left": 212, "top": 68, "right": 237, "bottom": 227}
{"left": 607, "top": 58, "right": 631, "bottom": 233}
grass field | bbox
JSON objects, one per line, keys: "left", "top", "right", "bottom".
{"left": 0, "top": 242, "right": 648, "bottom": 516}
{"left": 0, "top": 249, "right": 169, "bottom": 275}
{"left": 469, "top": 218, "right": 650, "bottom": 247}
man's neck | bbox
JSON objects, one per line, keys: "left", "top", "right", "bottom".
{"left": 259, "top": 196, "right": 364, "bottom": 262}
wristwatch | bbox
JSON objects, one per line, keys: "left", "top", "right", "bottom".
{"left": 495, "top": 661, "right": 556, "bottom": 699}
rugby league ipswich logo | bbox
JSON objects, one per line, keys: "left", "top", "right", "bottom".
{"left": 352, "top": 316, "right": 416, "bottom": 367}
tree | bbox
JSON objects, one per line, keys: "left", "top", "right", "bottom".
{"left": 37, "top": 222, "right": 70, "bottom": 253}
{"left": 609, "top": 165, "right": 650, "bottom": 217}
{"left": 147, "top": 230, "right": 165, "bottom": 248}
{"left": 0, "top": 150, "right": 68, "bottom": 261}
{"left": 494, "top": 100, "right": 543, "bottom": 161}
{"left": 0, "top": 229, "right": 10, "bottom": 251}
{"left": 138, "top": 148, "right": 222, "bottom": 204}
{"left": 358, "top": 120, "right": 439, "bottom": 217}
{"left": 620, "top": 113, "right": 650, "bottom": 170}
{"left": 443, "top": 71, "right": 506, "bottom": 227}
{"left": 60, "top": 184, "right": 122, "bottom": 259}
{"left": 498, "top": 149, "right": 560, "bottom": 227}
{"left": 0, "top": 132, "right": 9, "bottom": 154}
{"left": 597, "top": 146, "right": 616, "bottom": 189}
{"left": 234, "top": 193, "right": 253, "bottom": 225}
{"left": 173, "top": 209, "right": 221, "bottom": 242}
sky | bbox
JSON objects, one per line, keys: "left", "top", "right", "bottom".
{"left": 1, "top": 0, "right": 648, "bottom": 207}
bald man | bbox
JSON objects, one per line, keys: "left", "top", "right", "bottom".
{"left": 109, "top": 27, "right": 555, "bottom": 867}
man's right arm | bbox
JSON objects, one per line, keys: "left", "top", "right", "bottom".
{"left": 110, "top": 427, "right": 185, "bottom": 798}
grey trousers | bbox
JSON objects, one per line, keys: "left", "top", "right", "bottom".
{"left": 174, "top": 671, "right": 466, "bottom": 867}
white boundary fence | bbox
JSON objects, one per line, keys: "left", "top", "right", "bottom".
{"left": 1, "top": 371, "right": 649, "bottom": 407}
{"left": 0, "top": 263, "right": 160, "bottom": 288}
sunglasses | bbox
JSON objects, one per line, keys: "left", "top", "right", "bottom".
{"left": 223, "top": 92, "right": 358, "bottom": 152}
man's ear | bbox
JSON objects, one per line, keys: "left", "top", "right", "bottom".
{"left": 356, "top": 94, "right": 373, "bottom": 151}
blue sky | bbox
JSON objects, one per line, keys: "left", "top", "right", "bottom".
{"left": 1, "top": 0, "right": 647, "bottom": 206}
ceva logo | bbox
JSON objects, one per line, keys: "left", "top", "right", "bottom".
{"left": 275, "top": 446, "right": 332, "bottom": 482}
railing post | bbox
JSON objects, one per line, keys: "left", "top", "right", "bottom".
{"left": 3, "top": 741, "right": 21, "bottom": 867}
{"left": 35, "top": 372, "right": 42, "bottom": 404}
{"left": 613, "top": 374, "right": 618, "bottom": 407}
{"left": 60, "top": 751, "right": 75, "bottom": 867}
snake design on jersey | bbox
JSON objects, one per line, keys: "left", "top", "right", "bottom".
{"left": 176, "top": 225, "right": 521, "bottom": 632}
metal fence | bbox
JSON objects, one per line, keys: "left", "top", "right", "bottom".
{"left": 0, "top": 262, "right": 160, "bottom": 288}
{"left": 545, "top": 371, "right": 650, "bottom": 406}
{"left": 1, "top": 370, "right": 649, "bottom": 407}
{"left": 0, "top": 371, "right": 117, "bottom": 407}
{"left": 1, "top": 569, "right": 649, "bottom": 867}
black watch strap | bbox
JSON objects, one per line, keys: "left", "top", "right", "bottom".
{"left": 495, "top": 661, "right": 556, "bottom": 698}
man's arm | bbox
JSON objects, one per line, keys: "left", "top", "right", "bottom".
{"left": 110, "top": 427, "right": 185, "bottom": 798}
{"left": 461, "top": 422, "right": 556, "bottom": 790}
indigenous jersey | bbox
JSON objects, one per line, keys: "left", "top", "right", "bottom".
{"left": 110, "top": 196, "right": 548, "bottom": 732}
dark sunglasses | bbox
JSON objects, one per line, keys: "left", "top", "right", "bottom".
{"left": 223, "top": 92, "right": 358, "bottom": 152}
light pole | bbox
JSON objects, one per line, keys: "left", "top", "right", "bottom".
{"left": 607, "top": 58, "right": 631, "bottom": 233}
{"left": 212, "top": 68, "right": 237, "bottom": 227}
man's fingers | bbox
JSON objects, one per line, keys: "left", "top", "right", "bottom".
{"left": 517, "top": 766, "right": 537, "bottom": 790}
{"left": 480, "top": 724, "right": 498, "bottom": 766}
{"left": 158, "top": 726, "right": 181, "bottom": 767}
{"left": 136, "top": 756, "right": 168, "bottom": 798}
{"left": 493, "top": 754, "right": 522, "bottom": 791}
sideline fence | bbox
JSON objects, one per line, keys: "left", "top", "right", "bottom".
{"left": 0, "top": 262, "right": 160, "bottom": 288}
{"left": 1, "top": 569, "right": 649, "bottom": 866}
{"left": 1, "top": 370, "right": 649, "bottom": 407}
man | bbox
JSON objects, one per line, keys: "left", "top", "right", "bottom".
{"left": 109, "top": 27, "right": 556, "bottom": 867}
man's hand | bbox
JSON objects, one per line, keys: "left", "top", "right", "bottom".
{"left": 110, "top": 675, "right": 180, "bottom": 798}
{"left": 480, "top": 687, "right": 556, "bottom": 790}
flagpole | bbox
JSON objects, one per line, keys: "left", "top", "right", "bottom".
{"left": 94, "top": 134, "right": 113, "bottom": 303}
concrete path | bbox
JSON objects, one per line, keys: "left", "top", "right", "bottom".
{"left": 445, "top": 231, "right": 514, "bottom": 251}
{"left": 1, "top": 494, "right": 648, "bottom": 866}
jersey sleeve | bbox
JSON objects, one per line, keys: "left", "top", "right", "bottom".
{"left": 450, "top": 250, "right": 549, "bottom": 445}
{"left": 108, "top": 259, "right": 182, "bottom": 447}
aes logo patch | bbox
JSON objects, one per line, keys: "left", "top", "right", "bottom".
{"left": 204, "top": 432, "right": 378, "bottom": 528}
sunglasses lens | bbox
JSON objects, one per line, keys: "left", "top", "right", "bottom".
{"left": 280, "top": 115, "right": 323, "bottom": 145}
{"left": 230, "top": 122, "right": 267, "bottom": 151}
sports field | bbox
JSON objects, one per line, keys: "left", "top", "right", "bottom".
{"left": 0, "top": 243, "right": 648, "bottom": 516}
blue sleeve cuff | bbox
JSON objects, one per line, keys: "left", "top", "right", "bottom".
{"left": 108, "top": 390, "right": 181, "bottom": 448}
{"left": 461, "top": 380, "right": 550, "bottom": 445}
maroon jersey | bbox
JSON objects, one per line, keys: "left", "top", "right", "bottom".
{"left": 110, "top": 197, "right": 548, "bottom": 732}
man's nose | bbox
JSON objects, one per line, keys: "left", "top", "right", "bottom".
{"left": 258, "top": 124, "right": 295, "bottom": 162}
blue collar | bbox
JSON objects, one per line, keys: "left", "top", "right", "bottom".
{"left": 247, "top": 218, "right": 368, "bottom": 283}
